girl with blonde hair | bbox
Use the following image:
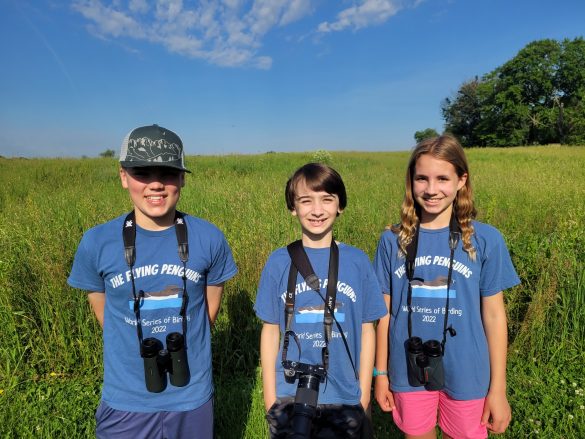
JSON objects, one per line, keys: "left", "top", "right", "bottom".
{"left": 373, "top": 135, "right": 520, "bottom": 439}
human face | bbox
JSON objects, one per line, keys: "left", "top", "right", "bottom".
{"left": 120, "top": 167, "right": 185, "bottom": 230}
{"left": 413, "top": 154, "right": 467, "bottom": 229}
{"left": 292, "top": 179, "right": 342, "bottom": 248}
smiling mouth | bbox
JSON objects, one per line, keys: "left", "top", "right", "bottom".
{"left": 146, "top": 195, "right": 165, "bottom": 202}
{"left": 308, "top": 218, "right": 327, "bottom": 226}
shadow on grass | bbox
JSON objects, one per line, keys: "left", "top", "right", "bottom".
{"left": 213, "top": 289, "right": 262, "bottom": 438}
{"left": 370, "top": 403, "right": 403, "bottom": 438}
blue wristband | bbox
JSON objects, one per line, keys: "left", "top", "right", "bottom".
{"left": 373, "top": 367, "right": 388, "bottom": 377}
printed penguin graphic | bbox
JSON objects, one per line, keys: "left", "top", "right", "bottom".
{"left": 411, "top": 276, "right": 457, "bottom": 299}
{"left": 296, "top": 301, "right": 345, "bottom": 323}
{"left": 128, "top": 285, "right": 183, "bottom": 311}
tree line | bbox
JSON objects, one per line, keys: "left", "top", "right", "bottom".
{"left": 438, "top": 37, "right": 585, "bottom": 147}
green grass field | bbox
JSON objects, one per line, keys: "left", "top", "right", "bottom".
{"left": 1, "top": 146, "right": 584, "bottom": 438}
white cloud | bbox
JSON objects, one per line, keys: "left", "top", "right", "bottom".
{"left": 222, "top": 0, "right": 243, "bottom": 11}
{"left": 72, "top": 0, "right": 414, "bottom": 68}
{"left": 154, "top": 0, "right": 183, "bottom": 22}
{"left": 72, "top": 0, "right": 313, "bottom": 69}
{"left": 280, "top": 0, "right": 312, "bottom": 26}
{"left": 318, "top": 0, "right": 403, "bottom": 33}
{"left": 72, "top": 1, "right": 146, "bottom": 38}
{"left": 128, "top": 0, "right": 149, "bottom": 14}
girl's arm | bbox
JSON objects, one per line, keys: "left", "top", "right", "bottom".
{"left": 260, "top": 322, "right": 280, "bottom": 411}
{"left": 359, "top": 322, "right": 376, "bottom": 410}
{"left": 481, "top": 292, "right": 511, "bottom": 434}
{"left": 374, "top": 294, "right": 395, "bottom": 412}
{"left": 88, "top": 292, "right": 105, "bottom": 328}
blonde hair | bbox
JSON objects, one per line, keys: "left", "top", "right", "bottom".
{"left": 391, "top": 134, "right": 477, "bottom": 260}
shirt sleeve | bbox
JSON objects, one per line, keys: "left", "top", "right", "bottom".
{"left": 254, "top": 256, "right": 281, "bottom": 325}
{"left": 373, "top": 232, "right": 393, "bottom": 296}
{"left": 479, "top": 228, "right": 521, "bottom": 297}
{"left": 361, "top": 257, "right": 388, "bottom": 322}
{"left": 67, "top": 232, "right": 105, "bottom": 292}
{"left": 206, "top": 229, "right": 238, "bottom": 285}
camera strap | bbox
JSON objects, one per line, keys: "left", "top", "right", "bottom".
{"left": 122, "top": 211, "right": 189, "bottom": 356}
{"left": 282, "top": 240, "right": 358, "bottom": 380}
{"left": 405, "top": 213, "right": 460, "bottom": 354}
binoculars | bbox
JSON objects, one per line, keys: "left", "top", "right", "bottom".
{"left": 283, "top": 360, "right": 327, "bottom": 438}
{"left": 406, "top": 336, "right": 444, "bottom": 391}
{"left": 142, "top": 332, "right": 190, "bottom": 393}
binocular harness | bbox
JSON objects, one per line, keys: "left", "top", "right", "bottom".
{"left": 404, "top": 213, "right": 460, "bottom": 391}
{"left": 122, "top": 211, "right": 191, "bottom": 393}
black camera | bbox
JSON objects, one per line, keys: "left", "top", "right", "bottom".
{"left": 142, "top": 332, "right": 190, "bottom": 393}
{"left": 282, "top": 360, "right": 327, "bottom": 438}
{"left": 406, "top": 336, "right": 444, "bottom": 391}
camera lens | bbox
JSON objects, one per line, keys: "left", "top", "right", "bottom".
{"left": 298, "top": 374, "right": 321, "bottom": 394}
{"left": 293, "top": 373, "right": 321, "bottom": 436}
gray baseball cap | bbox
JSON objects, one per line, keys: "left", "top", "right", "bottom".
{"left": 119, "top": 124, "right": 190, "bottom": 172}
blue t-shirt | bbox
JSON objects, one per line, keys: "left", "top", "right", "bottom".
{"left": 373, "top": 221, "right": 520, "bottom": 400}
{"left": 68, "top": 214, "right": 238, "bottom": 412}
{"left": 254, "top": 243, "right": 387, "bottom": 405}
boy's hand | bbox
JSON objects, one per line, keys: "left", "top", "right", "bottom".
{"left": 360, "top": 387, "right": 371, "bottom": 411}
{"left": 264, "top": 395, "right": 277, "bottom": 412}
{"left": 481, "top": 390, "right": 511, "bottom": 434}
{"left": 374, "top": 375, "right": 396, "bottom": 412}
{"left": 260, "top": 323, "right": 280, "bottom": 413}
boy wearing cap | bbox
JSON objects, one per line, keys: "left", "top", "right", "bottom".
{"left": 68, "top": 125, "right": 237, "bottom": 438}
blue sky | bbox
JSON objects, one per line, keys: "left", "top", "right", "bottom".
{"left": 1, "top": 0, "right": 584, "bottom": 157}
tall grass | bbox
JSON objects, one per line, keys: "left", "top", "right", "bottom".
{"left": 0, "top": 147, "right": 584, "bottom": 438}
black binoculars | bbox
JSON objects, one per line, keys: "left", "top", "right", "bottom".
{"left": 283, "top": 360, "right": 327, "bottom": 438}
{"left": 142, "top": 332, "right": 190, "bottom": 393}
{"left": 406, "top": 336, "right": 445, "bottom": 391}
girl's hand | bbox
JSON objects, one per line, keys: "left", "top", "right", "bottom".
{"left": 481, "top": 390, "right": 511, "bottom": 434}
{"left": 374, "top": 375, "right": 396, "bottom": 412}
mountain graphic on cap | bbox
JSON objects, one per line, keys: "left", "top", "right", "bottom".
{"left": 119, "top": 124, "right": 190, "bottom": 172}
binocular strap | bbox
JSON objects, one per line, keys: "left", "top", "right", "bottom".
{"left": 282, "top": 240, "right": 358, "bottom": 381}
{"left": 405, "top": 213, "right": 461, "bottom": 354}
{"left": 122, "top": 211, "right": 190, "bottom": 356}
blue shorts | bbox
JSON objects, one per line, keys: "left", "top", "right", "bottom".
{"left": 95, "top": 397, "right": 213, "bottom": 439}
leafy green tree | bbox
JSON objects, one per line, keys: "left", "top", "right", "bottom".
{"left": 442, "top": 37, "right": 585, "bottom": 146}
{"left": 442, "top": 77, "right": 484, "bottom": 146}
{"left": 477, "top": 73, "right": 533, "bottom": 146}
{"left": 99, "top": 149, "right": 116, "bottom": 158}
{"left": 490, "top": 39, "right": 561, "bottom": 145}
{"left": 557, "top": 38, "right": 585, "bottom": 144}
{"left": 414, "top": 128, "right": 439, "bottom": 143}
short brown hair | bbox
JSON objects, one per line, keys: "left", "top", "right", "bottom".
{"left": 285, "top": 163, "right": 347, "bottom": 211}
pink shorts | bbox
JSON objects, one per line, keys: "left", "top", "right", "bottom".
{"left": 392, "top": 391, "right": 487, "bottom": 439}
